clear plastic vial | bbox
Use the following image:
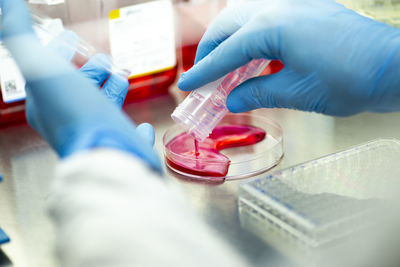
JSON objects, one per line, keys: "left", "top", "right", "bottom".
{"left": 171, "top": 58, "right": 270, "bottom": 142}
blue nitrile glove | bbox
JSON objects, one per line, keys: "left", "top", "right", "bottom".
{"left": 1, "top": 0, "right": 160, "bottom": 171}
{"left": 178, "top": 0, "right": 400, "bottom": 116}
{"left": 79, "top": 54, "right": 129, "bottom": 108}
{"left": 46, "top": 31, "right": 128, "bottom": 108}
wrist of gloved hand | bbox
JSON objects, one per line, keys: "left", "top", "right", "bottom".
{"left": 46, "top": 31, "right": 129, "bottom": 108}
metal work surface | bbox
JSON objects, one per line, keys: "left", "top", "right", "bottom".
{"left": 1, "top": 87, "right": 400, "bottom": 267}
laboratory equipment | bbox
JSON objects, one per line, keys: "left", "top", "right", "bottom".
{"left": 108, "top": 0, "right": 178, "bottom": 102}
{"left": 172, "top": 59, "right": 270, "bottom": 142}
{"left": 164, "top": 113, "right": 283, "bottom": 180}
{"left": 0, "top": 0, "right": 179, "bottom": 126}
{"left": 165, "top": 124, "right": 266, "bottom": 177}
{"left": 1, "top": 0, "right": 162, "bottom": 168}
{"left": 0, "top": 14, "right": 66, "bottom": 126}
{"left": 32, "top": 0, "right": 178, "bottom": 101}
{"left": 0, "top": 8, "right": 129, "bottom": 126}
{"left": 239, "top": 138, "right": 400, "bottom": 266}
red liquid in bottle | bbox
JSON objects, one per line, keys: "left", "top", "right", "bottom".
{"left": 0, "top": 57, "right": 178, "bottom": 127}
{"left": 126, "top": 66, "right": 178, "bottom": 103}
{"left": 0, "top": 97, "right": 26, "bottom": 127}
{"left": 182, "top": 43, "right": 199, "bottom": 72}
{"left": 182, "top": 40, "right": 284, "bottom": 75}
{"left": 72, "top": 53, "right": 178, "bottom": 103}
{"left": 165, "top": 124, "right": 266, "bottom": 177}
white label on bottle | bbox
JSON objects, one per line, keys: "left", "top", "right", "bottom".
{"left": 109, "top": 0, "right": 176, "bottom": 78}
{"left": 0, "top": 43, "right": 26, "bottom": 103}
{"left": 0, "top": 19, "right": 64, "bottom": 103}
{"left": 29, "top": 0, "right": 65, "bottom": 5}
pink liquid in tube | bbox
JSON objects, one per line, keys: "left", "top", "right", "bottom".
{"left": 165, "top": 124, "right": 266, "bottom": 177}
{"left": 172, "top": 59, "right": 270, "bottom": 142}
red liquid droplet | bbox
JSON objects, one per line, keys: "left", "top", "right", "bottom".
{"left": 165, "top": 124, "right": 266, "bottom": 177}
{"left": 194, "top": 139, "right": 200, "bottom": 157}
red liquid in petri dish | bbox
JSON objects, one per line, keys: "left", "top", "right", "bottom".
{"left": 165, "top": 124, "right": 266, "bottom": 177}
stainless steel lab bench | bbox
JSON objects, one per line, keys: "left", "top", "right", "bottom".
{"left": 2, "top": 85, "right": 400, "bottom": 267}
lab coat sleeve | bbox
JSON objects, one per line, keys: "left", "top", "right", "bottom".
{"left": 48, "top": 149, "right": 249, "bottom": 267}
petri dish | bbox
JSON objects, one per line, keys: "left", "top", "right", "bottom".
{"left": 163, "top": 113, "right": 284, "bottom": 181}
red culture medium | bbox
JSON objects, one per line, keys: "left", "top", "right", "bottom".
{"left": 0, "top": 56, "right": 177, "bottom": 127}
{"left": 165, "top": 124, "right": 266, "bottom": 177}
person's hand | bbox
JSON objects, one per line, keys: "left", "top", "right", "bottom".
{"left": 1, "top": 0, "right": 161, "bottom": 171}
{"left": 178, "top": 0, "right": 400, "bottom": 116}
{"left": 46, "top": 31, "right": 128, "bottom": 108}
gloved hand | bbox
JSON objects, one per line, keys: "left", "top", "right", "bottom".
{"left": 1, "top": 0, "right": 161, "bottom": 171}
{"left": 178, "top": 0, "right": 400, "bottom": 116}
{"left": 46, "top": 30, "right": 128, "bottom": 108}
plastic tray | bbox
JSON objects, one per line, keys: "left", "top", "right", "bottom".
{"left": 239, "top": 139, "right": 400, "bottom": 265}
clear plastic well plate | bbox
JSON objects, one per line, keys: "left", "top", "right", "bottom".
{"left": 163, "top": 113, "right": 284, "bottom": 181}
{"left": 239, "top": 138, "right": 400, "bottom": 265}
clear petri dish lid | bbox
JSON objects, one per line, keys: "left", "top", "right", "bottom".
{"left": 163, "top": 113, "right": 284, "bottom": 181}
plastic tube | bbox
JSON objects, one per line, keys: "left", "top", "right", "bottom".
{"left": 30, "top": 10, "right": 130, "bottom": 78}
{"left": 171, "top": 58, "right": 270, "bottom": 142}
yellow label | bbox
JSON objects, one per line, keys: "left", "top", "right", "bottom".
{"left": 128, "top": 65, "right": 176, "bottom": 79}
{"left": 109, "top": 9, "right": 120, "bottom": 20}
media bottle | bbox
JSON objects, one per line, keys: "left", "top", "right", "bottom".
{"left": 0, "top": 0, "right": 178, "bottom": 126}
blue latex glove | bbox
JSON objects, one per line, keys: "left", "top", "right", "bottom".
{"left": 79, "top": 53, "right": 129, "bottom": 108}
{"left": 178, "top": 0, "right": 400, "bottom": 116}
{"left": 1, "top": 0, "right": 160, "bottom": 171}
{"left": 46, "top": 31, "right": 128, "bottom": 108}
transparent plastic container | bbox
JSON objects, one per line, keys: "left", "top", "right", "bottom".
{"left": 0, "top": 9, "right": 129, "bottom": 127}
{"left": 172, "top": 59, "right": 270, "bottom": 142}
{"left": 239, "top": 138, "right": 400, "bottom": 266}
{"left": 29, "top": 1, "right": 179, "bottom": 96}
{"left": 176, "top": 0, "right": 225, "bottom": 71}
{"left": 30, "top": 12, "right": 130, "bottom": 77}
{"left": 1, "top": 0, "right": 180, "bottom": 126}
{"left": 164, "top": 113, "right": 284, "bottom": 181}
